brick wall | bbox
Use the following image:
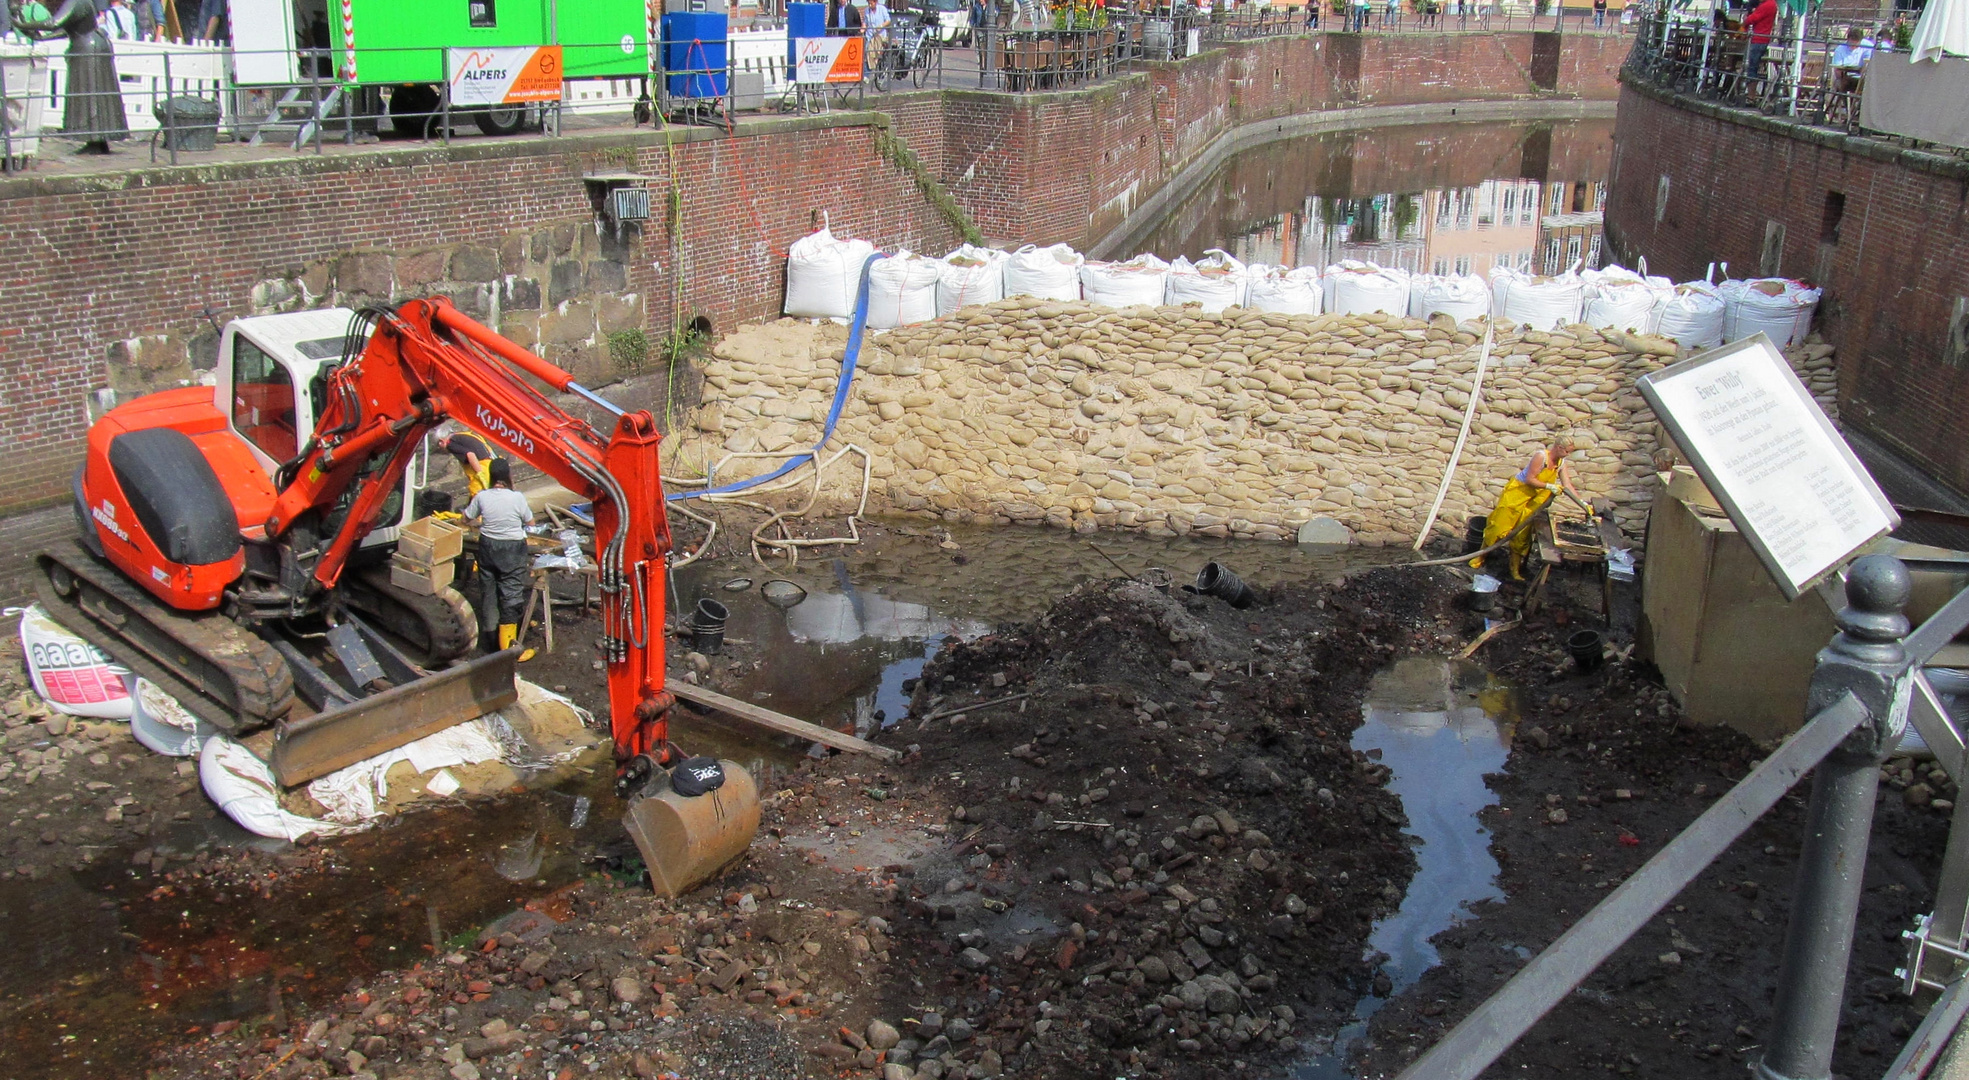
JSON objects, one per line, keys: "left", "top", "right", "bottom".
{"left": 1604, "top": 81, "right": 1969, "bottom": 495}
{"left": 0, "top": 118, "right": 964, "bottom": 514}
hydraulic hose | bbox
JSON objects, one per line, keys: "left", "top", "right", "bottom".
{"left": 667, "top": 251, "right": 886, "bottom": 501}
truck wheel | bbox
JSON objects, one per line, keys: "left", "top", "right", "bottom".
{"left": 387, "top": 85, "right": 441, "bottom": 136}
{"left": 474, "top": 105, "right": 526, "bottom": 137}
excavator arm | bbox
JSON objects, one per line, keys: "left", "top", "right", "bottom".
{"left": 265, "top": 297, "right": 677, "bottom": 779}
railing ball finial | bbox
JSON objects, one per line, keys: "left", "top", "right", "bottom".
{"left": 1837, "top": 554, "right": 1911, "bottom": 648}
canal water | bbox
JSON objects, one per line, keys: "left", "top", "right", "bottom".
{"left": 1134, "top": 118, "right": 1615, "bottom": 281}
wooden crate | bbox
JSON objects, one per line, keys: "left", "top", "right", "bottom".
{"left": 398, "top": 515, "right": 465, "bottom": 566}
{"left": 390, "top": 556, "right": 456, "bottom": 596}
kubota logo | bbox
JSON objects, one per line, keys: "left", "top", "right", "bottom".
{"left": 474, "top": 406, "right": 537, "bottom": 456}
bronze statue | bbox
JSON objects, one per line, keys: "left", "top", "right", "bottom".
{"left": 13, "top": 0, "right": 129, "bottom": 154}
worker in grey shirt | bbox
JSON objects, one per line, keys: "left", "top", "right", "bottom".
{"left": 462, "top": 459, "right": 536, "bottom": 661}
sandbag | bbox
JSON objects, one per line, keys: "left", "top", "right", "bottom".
{"left": 1003, "top": 243, "right": 1084, "bottom": 301}
{"left": 1490, "top": 264, "right": 1584, "bottom": 331}
{"left": 1164, "top": 249, "right": 1247, "bottom": 313}
{"left": 200, "top": 736, "right": 361, "bottom": 842}
{"left": 1408, "top": 273, "right": 1492, "bottom": 322}
{"left": 865, "top": 250, "right": 941, "bottom": 329}
{"left": 1243, "top": 264, "right": 1323, "bottom": 315}
{"left": 1651, "top": 281, "right": 1727, "bottom": 349}
{"left": 19, "top": 604, "right": 132, "bottom": 719}
{"left": 1080, "top": 253, "right": 1170, "bottom": 309}
{"left": 131, "top": 679, "right": 216, "bottom": 757}
{"left": 936, "top": 244, "right": 1007, "bottom": 317}
{"left": 1581, "top": 264, "right": 1673, "bottom": 333}
{"left": 1721, "top": 277, "right": 1821, "bottom": 347}
{"left": 1323, "top": 260, "right": 1411, "bottom": 317}
{"left": 784, "top": 227, "right": 876, "bottom": 320}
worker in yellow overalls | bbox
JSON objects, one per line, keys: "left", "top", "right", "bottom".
{"left": 1472, "top": 435, "right": 1585, "bottom": 580}
{"left": 438, "top": 429, "right": 498, "bottom": 496}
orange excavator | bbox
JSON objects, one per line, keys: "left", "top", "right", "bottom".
{"left": 39, "top": 296, "right": 755, "bottom": 893}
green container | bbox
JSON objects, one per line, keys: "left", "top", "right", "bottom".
{"left": 332, "top": 0, "right": 650, "bottom": 85}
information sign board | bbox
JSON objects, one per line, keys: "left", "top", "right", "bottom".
{"left": 794, "top": 36, "right": 865, "bottom": 84}
{"left": 1638, "top": 334, "right": 1898, "bottom": 600}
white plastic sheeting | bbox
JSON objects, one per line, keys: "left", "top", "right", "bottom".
{"left": 1581, "top": 265, "right": 1673, "bottom": 333}
{"left": 1164, "top": 249, "right": 1248, "bottom": 313}
{"left": 865, "top": 251, "right": 943, "bottom": 329}
{"left": 306, "top": 719, "right": 508, "bottom": 824}
{"left": 1003, "top": 243, "right": 1085, "bottom": 301}
{"left": 1720, "top": 277, "right": 1821, "bottom": 347}
{"left": 1080, "top": 253, "right": 1171, "bottom": 309}
{"left": 18, "top": 605, "right": 132, "bottom": 719}
{"left": 1408, "top": 273, "right": 1492, "bottom": 322}
{"left": 1243, "top": 264, "right": 1324, "bottom": 315}
{"left": 131, "top": 679, "right": 216, "bottom": 757}
{"left": 199, "top": 736, "right": 362, "bottom": 842}
{"left": 783, "top": 227, "right": 876, "bottom": 320}
{"left": 936, "top": 244, "right": 1008, "bottom": 317}
{"left": 1323, "top": 261, "right": 1412, "bottom": 317}
{"left": 1491, "top": 264, "right": 1585, "bottom": 330}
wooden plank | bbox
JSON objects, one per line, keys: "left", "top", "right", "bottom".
{"left": 671, "top": 682, "right": 901, "bottom": 761}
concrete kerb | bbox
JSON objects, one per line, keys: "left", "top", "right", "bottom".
{"left": 1089, "top": 97, "right": 1620, "bottom": 259}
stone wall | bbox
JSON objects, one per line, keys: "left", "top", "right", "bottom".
{"left": 673, "top": 303, "right": 1839, "bottom": 544}
{"left": 1606, "top": 79, "right": 1969, "bottom": 497}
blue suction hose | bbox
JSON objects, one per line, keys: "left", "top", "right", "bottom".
{"left": 666, "top": 250, "right": 887, "bottom": 501}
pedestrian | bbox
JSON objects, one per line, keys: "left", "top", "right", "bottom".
{"left": 1352, "top": 0, "right": 1369, "bottom": 32}
{"left": 12, "top": 0, "right": 127, "bottom": 154}
{"left": 438, "top": 427, "right": 498, "bottom": 496}
{"left": 864, "top": 0, "right": 892, "bottom": 71}
{"left": 1470, "top": 434, "right": 1585, "bottom": 581}
{"left": 196, "top": 0, "right": 226, "bottom": 42}
{"left": 463, "top": 459, "right": 537, "bottom": 662}
{"left": 101, "top": 0, "right": 137, "bottom": 38}
{"left": 1305, "top": 0, "right": 1318, "bottom": 29}
{"left": 969, "top": 0, "right": 986, "bottom": 44}
{"left": 1592, "top": 0, "right": 1605, "bottom": 28}
{"left": 1741, "top": 0, "right": 1777, "bottom": 96}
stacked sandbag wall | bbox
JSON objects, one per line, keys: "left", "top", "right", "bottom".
{"left": 678, "top": 302, "right": 1839, "bottom": 544}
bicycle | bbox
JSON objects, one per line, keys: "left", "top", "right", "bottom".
{"left": 869, "top": 14, "right": 938, "bottom": 90}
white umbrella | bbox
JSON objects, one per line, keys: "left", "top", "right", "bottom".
{"left": 1910, "top": 0, "right": 1969, "bottom": 62}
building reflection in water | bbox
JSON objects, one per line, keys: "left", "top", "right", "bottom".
{"left": 1136, "top": 121, "right": 1612, "bottom": 278}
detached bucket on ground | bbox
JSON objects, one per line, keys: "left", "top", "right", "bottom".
{"left": 691, "top": 599, "right": 729, "bottom": 655}
{"left": 1567, "top": 629, "right": 1605, "bottom": 672}
{"left": 1196, "top": 563, "right": 1255, "bottom": 609}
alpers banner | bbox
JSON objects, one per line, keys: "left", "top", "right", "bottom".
{"left": 794, "top": 36, "right": 864, "bottom": 84}
{"left": 448, "top": 46, "right": 565, "bottom": 105}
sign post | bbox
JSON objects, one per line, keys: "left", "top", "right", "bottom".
{"left": 446, "top": 45, "right": 567, "bottom": 106}
{"left": 1637, "top": 334, "right": 1898, "bottom": 600}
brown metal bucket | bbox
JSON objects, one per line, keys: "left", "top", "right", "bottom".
{"left": 622, "top": 760, "right": 761, "bottom": 898}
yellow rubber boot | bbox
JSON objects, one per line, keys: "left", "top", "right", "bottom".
{"left": 1508, "top": 553, "right": 1525, "bottom": 581}
{"left": 499, "top": 622, "right": 536, "bottom": 663}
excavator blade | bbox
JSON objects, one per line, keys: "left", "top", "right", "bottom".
{"left": 622, "top": 761, "right": 761, "bottom": 899}
{"left": 269, "top": 649, "right": 519, "bottom": 787}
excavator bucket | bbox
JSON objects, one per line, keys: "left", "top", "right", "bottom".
{"left": 269, "top": 649, "right": 519, "bottom": 787}
{"left": 622, "top": 761, "right": 762, "bottom": 898}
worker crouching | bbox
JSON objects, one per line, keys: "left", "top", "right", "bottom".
{"left": 464, "top": 459, "right": 536, "bottom": 663}
{"left": 1472, "top": 435, "right": 1586, "bottom": 581}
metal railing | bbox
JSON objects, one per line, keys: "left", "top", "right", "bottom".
{"left": 1397, "top": 552, "right": 1969, "bottom": 1080}
{"left": 1625, "top": 11, "right": 1872, "bottom": 131}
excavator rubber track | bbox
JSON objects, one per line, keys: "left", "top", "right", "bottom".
{"left": 35, "top": 538, "right": 294, "bottom": 735}
{"left": 340, "top": 567, "right": 477, "bottom": 664}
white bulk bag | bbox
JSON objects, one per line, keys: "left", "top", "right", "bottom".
{"left": 1003, "top": 243, "right": 1084, "bottom": 301}
{"left": 200, "top": 736, "right": 361, "bottom": 842}
{"left": 1581, "top": 264, "right": 1673, "bottom": 333}
{"left": 1408, "top": 273, "right": 1492, "bottom": 322}
{"left": 936, "top": 244, "right": 1007, "bottom": 317}
{"left": 131, "top": 679, "right": 217, "bottom": 757}
{"left": 1490, "top": 264, "right": 1584, "bottom": 330}
{"left": 1652, "top": 281, "right": 1727, "bottom": 348}
{"left": 866, "top": 251, "right": 942, "bottom": 329}
{"left": 1721, "top": 277, "right": 1821, "bottom": 347}
{"left": 1243, "top": 264, "right": 1324, "bottom": 315}
{"left": 19, "top": 604, "right": 132, "bottom": 719}
{"left": 1164, "top": 249, "right": 1248, "bottom": 313}
{"left": 1323, "top": 261, "right": 1412, "bottom": 317}
{"left": 785, "top": 227, "right": 877, "bottom": 320}
{"left": 1080, "top": 253, "right": 1171, "bottom": 309}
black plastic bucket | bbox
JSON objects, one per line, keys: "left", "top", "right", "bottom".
{"left": 691, "top": 598, "right": 729, "bottom": 655}
{"left": 1195, "top": 563, "right": 1255, "bottom": 609}
{"left": 1462, "top": 515, "right": 1489, "bottom": 556}
{"left": 1567, "top": 629, "right": 1605, "bottom": 672}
